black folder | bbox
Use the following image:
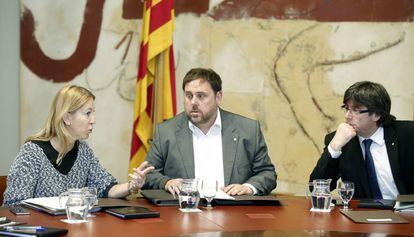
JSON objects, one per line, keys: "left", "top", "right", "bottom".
{"left": 0, "top": 226, "right": 68, "bottom": 237}
{"left": 105, "top": 206, "right": 160, "bottom": 219}
{"left": 140, "top": 190, "right": 179, "bottom": 206}
{"left": 210, "top": 195, "right": 281, "bottom": 206}
{"left": 357, "top": 199, "right": 396, "bottom": 210}
{"left": 140, "top": 189, "right": 281, "bottom": 207}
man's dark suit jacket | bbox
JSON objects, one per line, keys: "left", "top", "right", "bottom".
{"left": 310, "top": 121, "right": 414, "bottom": 199}
{"left": 143, "top": 109, "right": 277, "bottom": 195}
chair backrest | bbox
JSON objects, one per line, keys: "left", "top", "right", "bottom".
{"left": 0, "top": 175, "right": 7, "bottom": 205}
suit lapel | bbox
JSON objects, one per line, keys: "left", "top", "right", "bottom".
{"left": 220, "top": 110, "right": 238, "bottom": 186}
{"left": 384, "top": 126, "right": 406, "bottom": 194}
{"left": 175, "top": 115, "right": 195, "bottom": 178}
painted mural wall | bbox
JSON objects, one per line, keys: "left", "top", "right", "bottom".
{"left": 20, "top": 0, "right": 414, "bottom": 194}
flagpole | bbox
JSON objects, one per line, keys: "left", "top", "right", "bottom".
{"left": 152, "top": 52, "right": 166, "bottom": 133}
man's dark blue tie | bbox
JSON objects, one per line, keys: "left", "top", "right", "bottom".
{"left": 363, "top": 139, "right": 383, "bottom": 199}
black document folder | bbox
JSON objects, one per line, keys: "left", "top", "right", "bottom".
{"left": 95, "top": 198, "right": 145, "bottom": 209}
{"left": 357, "top": 199, "right": 396, "bottom": 210}
{"left": 105, "top": 206, "right": 160, "bottom": 219}
{"left": 141, "top": 189, "right": 281, "bottom": 207}
{"left": 0, "top": 227, "right": 68, "bottom": 237}
{"left": 210, "top": 195, "right": 280, "bottom": 206}
{"left": 141, "top": 190, "right": 179, "bottom": 206}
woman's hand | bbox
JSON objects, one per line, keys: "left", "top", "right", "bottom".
{"left": 128, "top": 161, "right": 154, "bottom": 191}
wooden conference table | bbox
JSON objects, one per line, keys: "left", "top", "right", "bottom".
{"left": 1, "top": 196, "right": 413, "bottom": 236}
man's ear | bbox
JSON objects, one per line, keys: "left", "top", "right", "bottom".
{"left": 372, "top": 113, "right": 381, "bottom": 122}
{"left": 216, "top": 91, "right": 223, "bottom": 105}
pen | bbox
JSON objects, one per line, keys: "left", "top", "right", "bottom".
{"left": 5, "top": 226, "right": 45, "bottom": 231}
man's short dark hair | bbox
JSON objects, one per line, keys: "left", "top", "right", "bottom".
{"left": 182, "top": 68, "right": 222, "bottom": 94}
{"left": 343, "top": 81, "right": 396, "bottom": 126}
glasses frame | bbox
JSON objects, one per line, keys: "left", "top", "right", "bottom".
{"left": 341, "top": 105, "right": 370, "bottom": 115}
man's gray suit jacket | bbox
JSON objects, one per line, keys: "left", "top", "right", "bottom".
{"left": 143, "top": 109, "right": 277, "bottom": 195}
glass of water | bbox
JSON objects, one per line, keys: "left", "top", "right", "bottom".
{"left": 178, "top": 179, "right": 200, "bottom": 211}
{"left": 83, "top": 187, "right": 98, "bottom": 217}
{"left": 59, "top": 188, "right": 88, "bottom": 222}
{"left": 338, "top": 181, "right": 354, "bottom": 210}
{"left": 201, "top": 179, "right": 218, "bottom": 209}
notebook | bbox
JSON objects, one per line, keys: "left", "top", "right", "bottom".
{"left": 22, "top": 197, "right": 143, "bottom": 215}
{"left": 21, "top": 197, "right": 66, "bottom": 216}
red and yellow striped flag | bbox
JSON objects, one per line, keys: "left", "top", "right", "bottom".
{"left": 129, "top": 0, "right": 176, "bottom": 173}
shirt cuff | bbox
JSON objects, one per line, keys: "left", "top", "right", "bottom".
{"left": 328, "top": 144, "right": 342, "bottom": 159}
{"left": 243, "top": 183, "right": 258, "bottom": 195}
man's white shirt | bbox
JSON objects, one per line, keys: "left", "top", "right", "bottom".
{"left": 190, "top": 110, "right": 225, "bottom": 188}
{"left": 189, "top": 109, "right": 257, "bottom": 194}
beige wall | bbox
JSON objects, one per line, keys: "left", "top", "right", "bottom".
{"left": 0, "top": 0, "right": 20, "bottom": 175}
{"left": 20, "top": 1, "right": 414, "bottom": 195}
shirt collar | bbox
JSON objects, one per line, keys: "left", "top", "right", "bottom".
{"left": 188, "top": 108, "right": 221, "bottom": 135}
{"left": 358, "top": 126, "right": 385, "bottom": 146}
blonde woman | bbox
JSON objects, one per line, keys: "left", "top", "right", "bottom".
{"left": 3, "top": 85, "right": 153, "bottom": 206}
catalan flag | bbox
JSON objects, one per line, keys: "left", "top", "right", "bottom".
{"left": 129, "top": 0, "right": 176, "bottom": 173}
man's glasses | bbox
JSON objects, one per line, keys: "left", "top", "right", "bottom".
{"left": 341, "top": 105, "right": 370, "bottom": 115}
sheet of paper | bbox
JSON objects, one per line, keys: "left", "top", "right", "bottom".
{"left": 179, "top": 208, "right": 202, "bottom": 213}
{"left": 22, "top": 196, "right": 67, "bottom": 210}
{"left": 61, "top": 219, "right": 88, "bottom": 224}
{"left": 200, "top": 190, "right": 235, "bottom": 200}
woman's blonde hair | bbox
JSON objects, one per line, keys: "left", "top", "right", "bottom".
{"left": 26, "top": 85, "right": 95, "bottom": 165}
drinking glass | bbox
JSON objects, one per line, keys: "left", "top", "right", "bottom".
{"left": 59, "top": 188, "right": 88, "bottom": 221}
{"left": 201, "top": 180, "right": 218, "bottom": 209}
{"left": 178, "top": 179, "right": 200, "bottom": 211}
{"left": 337, "top": 181, "right": 354, "bottom": 210}
{"left": 83, "top": 187, "right": 98, "bottom": 217}
{"left": 306, "top": 179, "right": 332, "bottom": 212}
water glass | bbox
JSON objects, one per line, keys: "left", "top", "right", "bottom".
{"left": 201, "top": 179, "right": 218, "bottom": 209}
{"left": 306, "top": 179, "right": 332, "bottom": 212}
{"left": 83, "top": 187, "right": 98, "bottom": 217}
{"left": 178, "top": 179, "right": 200, "bottom": 210}
{"left": 338, "top": 181, "right": 355, "bottom": 210}
{"left": 59, "top": 188, "right": 88, "bottom": 221}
